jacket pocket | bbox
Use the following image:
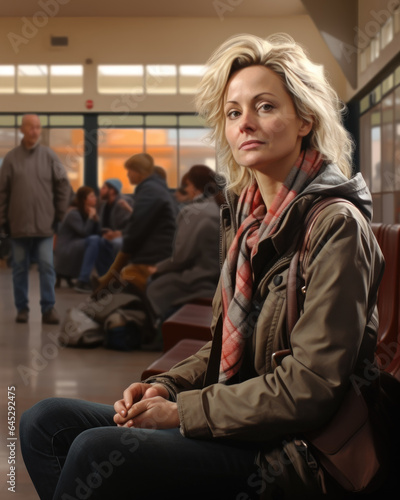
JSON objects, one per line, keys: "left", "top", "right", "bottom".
{"left": 253, "top": 269, "right": 289, "bottom": 374}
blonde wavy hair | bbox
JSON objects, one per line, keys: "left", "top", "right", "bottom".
{"left": 195, "top": 33, "right": 353, "bottom": 194}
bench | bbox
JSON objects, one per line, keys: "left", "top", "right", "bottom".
{"left": 161, "top": 303, "right": 213, "bottom": 352}
{"left": 142, "top": 223, "right": 400, "bottom": 382}
{"left": 141, "top": 338, "right": 208, "bottom": 380}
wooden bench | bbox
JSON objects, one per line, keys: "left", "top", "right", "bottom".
{"left": 142, "top": 223, "right": 400, "bottom": 382}
{"left": 161, "top": 303, "right": 213, "bottom": 352}
{"left": 141, "top": 338, "right": 208, "bottom": 380}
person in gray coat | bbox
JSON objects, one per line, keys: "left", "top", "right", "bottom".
{"left": 0, "top": 114, "right": 71, "bottom": 324}
{"left": 54, "top": 186, "right": 101, "bottom": 286}
{"left": 146, "top": 165, "right": 222, "bottom": 323}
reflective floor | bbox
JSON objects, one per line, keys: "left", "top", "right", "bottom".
{"left": 0, "top": 264, "right": 161, "bottom": 499}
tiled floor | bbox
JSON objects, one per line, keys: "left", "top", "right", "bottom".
{"left": 0, "top": 265, "right": 161, "bottom": 499}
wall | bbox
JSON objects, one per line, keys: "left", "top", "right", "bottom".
{"left": 0, "top": 15, "right": 348, "bottom": 113}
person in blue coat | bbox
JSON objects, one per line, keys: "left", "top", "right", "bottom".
{"left": 92, "top": 153, "right": 177, "bottom": 295}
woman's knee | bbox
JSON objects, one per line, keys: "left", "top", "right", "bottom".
{"left": 20, "top": 398, "right": 81, "bottom": 437}
{"left": 86, "top": 235, "right": 101, "bottom": 247}
{"left": 20, "top": 398, "right": 62, "bottom": 451}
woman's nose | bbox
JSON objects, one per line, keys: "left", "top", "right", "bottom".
{"left": 239, "top": 110, "right": 257, "bottom": 133}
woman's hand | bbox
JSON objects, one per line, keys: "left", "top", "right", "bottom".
{"left": 87, "top": 206, "right": 97, "bottom": 220}
{"left": 102, "top": 230, "right": 122, "bottom": 241}
{"left": 115, "top": 396, "right": 180, "bottom": 430}
{"left": 114, "top": 382, "right": 179, "bottom": 429}
{"left": 147, "top": 265, "right": 157, "bottom": 275}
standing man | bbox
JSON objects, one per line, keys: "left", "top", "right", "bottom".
{"left": 0, "top": 114, "right": 71, "bottom": 324}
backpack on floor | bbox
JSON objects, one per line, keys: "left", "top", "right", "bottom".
{"left": 59, "top": 307, "right": 105, "bottom": 347}
{"left": 80, "top": 292, "right": 156, "bottom": 351}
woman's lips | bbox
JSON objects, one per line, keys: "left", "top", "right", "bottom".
{"left": 239, "top": 140, "right": 264, "bottom": 150}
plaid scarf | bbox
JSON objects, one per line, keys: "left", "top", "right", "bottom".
{"left": 219, "top": 149, "right": 324, "bottom": 382}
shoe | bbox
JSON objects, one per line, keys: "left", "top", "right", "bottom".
{"left": 55, "top": 274, "right": 75, "bottom": 288}
{"left": 16, "top": 309, "right": 29, "bottom": 323}
{"left": 74, "top": 280, "right": 92, "bottom": 293}
{"left": 42, "top": 307, "right": 60, "bottom": 325}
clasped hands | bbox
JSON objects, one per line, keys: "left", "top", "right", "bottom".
{"left": 114, "top": 382, "right": 180, "bottom": 429}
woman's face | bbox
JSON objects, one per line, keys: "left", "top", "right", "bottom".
{"left": 85, "top": 191, "right": 97, "bottom": 207}
{"left": 224, "top": 65, "right": 312, "bottom": 179}
{"left": 183, "top": 179, "right": 200, "bottom": 200}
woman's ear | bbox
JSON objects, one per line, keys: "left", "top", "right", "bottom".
{"left": 298, "top": 118, "right": 313, "bottom": 138}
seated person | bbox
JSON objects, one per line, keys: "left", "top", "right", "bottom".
{"left": 98, "top": 178, "right": 133, "bottom": 256}
{"left": 173, "top": 185, "right": 191, "bottom": 208}
{"left": 54, "top": 186, "right": 102, "bottom": 290}
{"left": 93, "top": 153, "right": 177, "bottom": 295}
{"left": 21, "top": 34, "right": 390, "bottom": 500}
{"left": 146, "top": 165, "right": 222, "bottom": 326}
{"left": 71, "top": 179, "right": 133, "bottom": 293}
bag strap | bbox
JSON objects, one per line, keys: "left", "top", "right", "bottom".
{"left": 286, "top": 197, "right": 354, "bottom": 340}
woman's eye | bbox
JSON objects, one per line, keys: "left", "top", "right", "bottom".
{"left": 227, "top": 110, "right": 240, "bottom": 119}
{"left": 259, "top": 103, "right": 274, "bottom": 112}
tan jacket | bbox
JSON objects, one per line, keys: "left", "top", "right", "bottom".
{"left": 149, "top": 164, "right": 384, "bottom": 450}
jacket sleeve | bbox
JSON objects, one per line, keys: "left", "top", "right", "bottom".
{"left": 155, "top": 204, "right": 209, "bottom": 275}
{"left": 50, "top": 150, "right": 72, "bottom": 222}
{"left": 114, "top": 195, "right": 133, "bottom": 231}
{"left": 159, "top": 207, "right": 384, "bottom": 441}
{"left": 0, "top": 155, "right": 10, "bottom": 230}
{"left": 122, "top": 183, "right": 167, "bottom": 254}
{"left": 64, "top": 210, "right": 98, "bottom": 237}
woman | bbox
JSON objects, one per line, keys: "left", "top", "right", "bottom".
{"left": 146, "top": 165, "right": 222, "bottom": 324}
{"left": 54, "top": 186, "right": 106, "bottom": 291}
{"left": 21, "top": 34, "right": 385, "bottom": 499}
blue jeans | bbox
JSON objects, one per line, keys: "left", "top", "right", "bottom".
{"left": 11, "top": 237, "right": 56, "bottom": 314}
{"left": 20, "top": 397, "right": 259, "bottom": 500}
{"left": 78, "top": 235, "right": 115, "bottom": 283}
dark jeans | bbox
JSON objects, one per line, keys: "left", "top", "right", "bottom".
{"left": 11, "top": 237, "right": 56, "bottom": 313}
{"left": 20, "top": 397, "right": 260, "bottom": 500}
{"left": 78, "top": 235, "right": 114, "bottom": 283}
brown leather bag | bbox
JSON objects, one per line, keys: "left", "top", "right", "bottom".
{"left": 285, "top": 197, "right": 381, "bottom": 492}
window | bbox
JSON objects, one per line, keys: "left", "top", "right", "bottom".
{"left": 0, "top": 128, "right": 18, "bottom": 168}
{"left": 360, "top": 46, "right": 369, "bottom": 73}
{"left": 0, "top": 66, "right": 15, "bottom": 94}
{"left": 49, "top": 128, "right": 85, "bottom": 192}
{"left": 381, "top": 94, "right": 394, "bottom": 191}
{"left": 146, "top": 65, "right": 177, "bottom": 94}
{"left": 394, "top": 6, "right": 400, "bottom": 34}
{"left": 50, "top": 65, "right": 83, "bottom": 94}
{"left": 97, "top": 65, "right": 144, "bottom": 94}
{"left": 145, "top": 128, "right": 178, "bottom": 187}
{"left": 97, "top": 128, "right": 144, "bottom": 193}
{"left": 381, "top": 16, "right": 394, "bottom": 49}
{"left": 178, "top": 128, "right": 215, "bottom": 181}
{"left": 179, "top": 65, "right": 205, "bottom": 94}
{"left": 17, "top": 65, "right": 48, "bottom": 94}
{"left": 370, "top": 35, "right": 380, "bottom": 63}
{"left": 360, "top": 71, "right": 400, "bottom": 223}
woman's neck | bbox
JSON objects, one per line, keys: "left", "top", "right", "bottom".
{"left": 253, "top": 170, "right": 284, "bottom": 209}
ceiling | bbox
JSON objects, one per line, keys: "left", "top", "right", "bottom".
{"left": 0, "top": 0, "right": 307, "bottom": 18}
